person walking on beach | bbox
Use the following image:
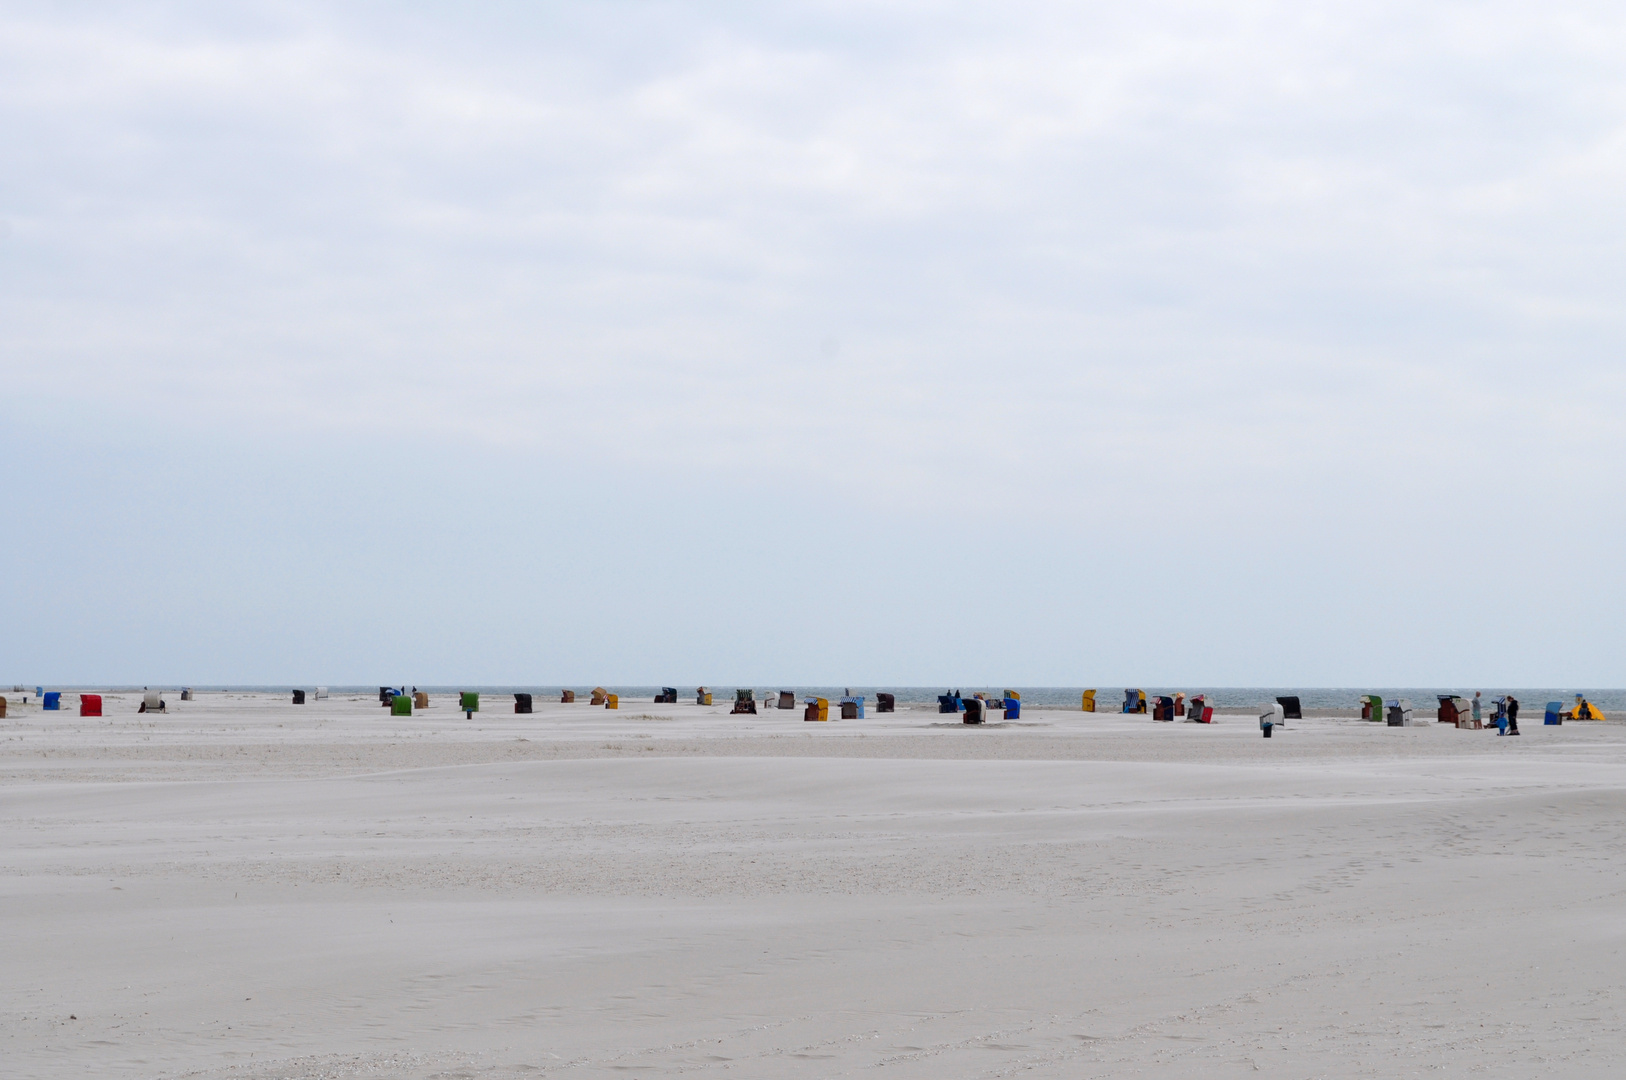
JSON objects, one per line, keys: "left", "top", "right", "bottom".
{"left": 1506, "top": 694, "right": 1521, "bottom": 736}
{"left": 1472, "top": 691, "right": 1482, "bottom": 728}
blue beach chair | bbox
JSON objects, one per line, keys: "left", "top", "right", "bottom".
{"left": 1544, "top": 701, "right": 1563, "bottom": 725}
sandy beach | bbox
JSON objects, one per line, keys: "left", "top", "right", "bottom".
{"left": 5, "top": 691, "right": 1625, "bottom": 1078}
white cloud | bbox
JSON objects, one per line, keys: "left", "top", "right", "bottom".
{"left": 5, "top": 1, "right": 1626, "bottom": 679}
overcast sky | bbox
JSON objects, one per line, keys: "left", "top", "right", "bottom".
{"left": 4, "top": 1, "right": 1625, "bottom": 686}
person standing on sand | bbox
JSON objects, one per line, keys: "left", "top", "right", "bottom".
{"left": 1506, "top": 694, "right": 1521, "bottom": 736}
{"left": 1473, "top": 691, "right": 1482, "bottom": 727}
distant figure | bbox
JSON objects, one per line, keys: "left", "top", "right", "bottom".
{"left": 1506, "top": 694, "right": 1520, "bottom": 736}
{"left": 1494, "top": 696, "right": 1508, "bottom": 735}
{"left": 1472, "top": 692, "right": 1482, "bottom": 726}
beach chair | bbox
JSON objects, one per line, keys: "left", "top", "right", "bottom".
{"left": 656, "top": 688, "right": 678, "bottom": 704}
{"left": 0, "top": 697, "right": 6, "bottom": 719}
{"left": 292, "top": 689, "right": 306, "bottom": 705}
{"left": 379, "top": 687, "right": 394, "bottom": 706}
{"left": 1153, "top": 695, "right": 1175, "bottom": 722}
{"left": 80, "top": 694, "right": 102, "bottom": 717}
{"left": 561, "top": 690, "right": 576, "bottom": 703}
{"left": 460, "top": 691, "right": 479, "bottom": 718}
{"left": 181, "top": 688, "right": 193, "bottom": 701}
{"left": 1360, "top": 694, "right": 1383, "bottom": 721}
{"left": 606, "top": 694, "right": 618, "bottom": 709}
{"left": 803, "top": 697, "right": 829, "bottom": 722}
{"left": 1122, "top": 689, "right": 1146, "bottom": 714}
{"left": 141, "top": 689, "right": 165, "bottom": 713}
{"left": 1385, "top": 699, "right": 1414, "bottom": 726}
{"left": 43, "top": 692, "right": 60, "bottom": 711}
{"left": 876, "top": 692, "right": 896, "bottom": 713}
{"left": 590, "top": 688, "right": 608, "bottom": 706}
{"left": 777, "top": 691, "right": 796, "bottom": 710}
{"left": 413, "top": 692, "right": 429, "bottom": 709}
{"left": 731, "top": 689, "right": 757, "bottom": 715}
{"left": 963, "top": 697, "right": 984, "bottom": 724}
{"left": 1276, "top": 696, "right": 1302, "bottom": 721}
{"left": 696, "top": 687, "right": 713, "bottom": 706}
{"left": 1545, "top": 701, "right": 1563, "bottom": 725}
{"left": 315, "top": 687, "right": 328, "bottom": 700}
{"left": 514, "top": 693, "right": 533, "bottom": 714}
{"left": 1081, "top": 690, "right": 1097, "bottom": 712}
{"left": 1259, "top": 701, "right": 1282, "bottom": 736}
{"left": 1187, "top": 694, "right": 1214, "bottom": 723}
{"left": 1003, "top": 696, "right": 1020, "bottom": 719}
{"left": 938, "top": 692, "right": 961, "bottom": 714}
{"left": 840, "top": 696, "right": 865, "bottom": 719}
{"left": 392, "top": 694, "right": 412, "bottom": 716}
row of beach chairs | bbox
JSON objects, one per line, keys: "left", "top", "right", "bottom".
{"left": 937, "top": 691, "right": 1022, "bottom": 723}
{"left": 1098, "top": 690, "right": 1218, "bottom": 722}
{"left": 21, "top": 688, "right": 1606, "bottom": 729}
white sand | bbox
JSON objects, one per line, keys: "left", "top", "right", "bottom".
{"left": 5, "top": 692, "right": 1625, "bottom": 1078}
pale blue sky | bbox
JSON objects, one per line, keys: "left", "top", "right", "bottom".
{"left": 4, "top": 1, "right": 1624, "bottom": 686}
